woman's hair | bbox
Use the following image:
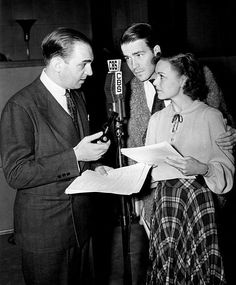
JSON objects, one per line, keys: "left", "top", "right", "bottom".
{"left": 120, "top": 23, "right": 158, "bottom": 50}
{"left": 41, "top": 27, "right": 92, "bottom": 64}
{"left": 160, "top": 53, "right": 208, "bottom": 100}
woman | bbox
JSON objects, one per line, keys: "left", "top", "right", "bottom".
{"left": 145, "top": 53, "right": 234, "bottom": 284}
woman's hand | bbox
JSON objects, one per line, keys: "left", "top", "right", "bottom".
{"left": 165, "top": 156, "right": 208, "bottom": 176}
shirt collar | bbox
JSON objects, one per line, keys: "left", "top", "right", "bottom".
{"left": 143, "top": 80, "right": 156, "bottom": 112}
{"left": 40, "top": 69, "right": 65, "bottom": 97}
{"left": 144, "top": 79, "right": 171, "bottom": 108}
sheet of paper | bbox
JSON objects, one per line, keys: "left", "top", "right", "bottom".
{"left": 121, "top": 142, "right": 195, "bottom": 180}
{"left": 121, "top": 141, "right": 182, "bottom": 164}
{"left": 65, "top": 163, "right": 151, "bottom": 195}
{"left": 150, "top": 163, "right": 195, "bottom": 181}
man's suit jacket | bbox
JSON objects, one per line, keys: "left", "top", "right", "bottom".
{"left": 0, "top": 77, "right": 94, "bottom": 252}
{"left": 125, "top": 76, "right": 151, "bottom": 153}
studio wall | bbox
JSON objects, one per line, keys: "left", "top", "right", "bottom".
{"left": 0, "top": 0, "right": 92, "bottom": 61}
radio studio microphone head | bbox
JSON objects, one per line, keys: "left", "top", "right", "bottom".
{"left": 105, "top": 59, "right": 126, "bottom": 119}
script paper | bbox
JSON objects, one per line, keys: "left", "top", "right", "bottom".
{"left": 65, "top": 163, "right": 151, "bottom": 195}
{"left": 121, "top": 142, "right": 195, "bottom": 180}
{"left": 121, "top": 141, "right": 181, "bottom": 164}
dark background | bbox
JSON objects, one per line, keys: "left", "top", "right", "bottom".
{"left": 0, "top": 1, "right": 235, "bottom": 284}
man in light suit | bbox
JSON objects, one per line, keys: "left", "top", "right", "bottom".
{"left": 0, "top": 27, "right": 111, "bottom": 285}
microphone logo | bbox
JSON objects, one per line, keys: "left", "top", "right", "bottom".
{"left": 107, "top": 59, "right": 121, "bottom": 73}
{"left": 115, "top": 72, "right": 122, "bottom": 95}
{"left": 107, "top": 59, "right": 123, "bottom": 96}
{"left": 106, "top": 59, "right": 125, "bottom": 119}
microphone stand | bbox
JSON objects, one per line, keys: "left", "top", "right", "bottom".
{"left": 114, "top": 98, "right": 133, "bottom": 285}
{"left": 106, "top": 59, "right": 132, "bottom": 284}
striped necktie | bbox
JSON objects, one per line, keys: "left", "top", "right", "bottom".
{"left": 65, "top": 89, "right": 80, "bottom": 133}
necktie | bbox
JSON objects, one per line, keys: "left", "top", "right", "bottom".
{"left": 149, "top": 80, "right": 165, "bottom": 114}
{"left": 65, "top": 89, "right": 80, "bottom": 133}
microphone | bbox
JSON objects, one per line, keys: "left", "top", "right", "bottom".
{"left": 104, "top": 59, "right": 126, "bottom": 120}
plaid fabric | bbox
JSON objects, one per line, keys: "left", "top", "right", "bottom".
{"left": 147, "top": 178, "right": 226, "bottom": 285}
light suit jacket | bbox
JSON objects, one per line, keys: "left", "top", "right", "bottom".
{"left": 0, "top": 77, "right": 94, "bottom": 252}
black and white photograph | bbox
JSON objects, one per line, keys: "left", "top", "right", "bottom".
{"left": 0, "top": 1, "right": 235, "bottom": 284}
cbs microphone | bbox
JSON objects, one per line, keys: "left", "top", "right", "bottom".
{"left": 105, "top": 59, "right": 126, "bottom": 120}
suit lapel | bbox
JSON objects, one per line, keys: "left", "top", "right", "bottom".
{"left": 71, "top": 89, "right": 90, "bottom": 172}
{"left": 70, "top": 89, "right": 90, "bottom": 138}
{"left": 130, "top": 78, "right": 151, "bottom": 145}
{"left": 33, "top": 78, "right": 80, "bottom": 146}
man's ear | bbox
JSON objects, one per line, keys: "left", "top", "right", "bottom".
{"left": 153, "top": 45, "right": 161, "bottom": 56}
{"left": 51, "top": 56, "right": 63, "bottom": 73}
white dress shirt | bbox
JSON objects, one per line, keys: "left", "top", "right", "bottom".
{"left": 40, "top": 69, "right": 70, "bottom": 114}
{"left": 144, "top": 80, "right": 171, "bottom": 111}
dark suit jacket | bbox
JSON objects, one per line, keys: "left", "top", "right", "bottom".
{"left": 0, "top": 77, "right": 94, "bottom": 252}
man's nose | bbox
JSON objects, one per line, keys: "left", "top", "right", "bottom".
{"left": 85, "top": 65, "right": 93, "bottom": 76}
{"left": 131, "top": 58, "right": 139, "bottom": 69}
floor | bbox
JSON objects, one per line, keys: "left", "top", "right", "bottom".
{"left": 0, "top": 223, "right": 149, "bottom": 285}
{"left": 0, "top": 191, "right": 235, "bottom": 285}
{"left": 0, "top": 233, "right": 24, "bottom": 285}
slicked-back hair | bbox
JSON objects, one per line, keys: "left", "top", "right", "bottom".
{"left": 41, "top": 27, "right": 92, "bottom": 65}
{"left": 161, "top": 53, "right": 208, "bottom": 101}
{"left": 120, "top": 23, "right": 158, "bottom": 50}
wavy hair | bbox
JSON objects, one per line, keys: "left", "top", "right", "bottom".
{"left": 41, "top": 27, "right": 92, "bottom": 65}
{"left": 161, "top": 53, "right": 208, "bottom": 100}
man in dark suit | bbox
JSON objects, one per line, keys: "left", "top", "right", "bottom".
{"left": 0, "top": 27, "right": 111, "bottom": 285}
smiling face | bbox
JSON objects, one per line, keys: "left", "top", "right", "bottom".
{"left": 121, "top": 39, "right": 157, "bottom": 82}
{"left": 153, "top": 59, "right": 184, "bottom": 100}
{"left": 59, "top": 42, "right": 94, "bottom": 89}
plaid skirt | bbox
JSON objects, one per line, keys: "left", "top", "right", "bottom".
{"left": 147, "top": 178, "right": 225, "bottom": 285}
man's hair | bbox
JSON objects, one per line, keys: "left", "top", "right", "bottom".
{"left": 41, "top": 27, "right": 92, "bottom": 64}
{"left": 161, "top": 53, "right": 208, "bottom": 101}
{"left": 120, "top": 23, "right": 158, "bottom": 50}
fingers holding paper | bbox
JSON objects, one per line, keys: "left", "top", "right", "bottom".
{"left": 95, "top": 165, "right": 114, "bottom": 175}
{"left": 165, "top": 156, "right": 208, "bottom": 176}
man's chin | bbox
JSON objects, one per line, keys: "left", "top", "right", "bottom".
{"left": 136, "top": 74, "right": 148, "bottom": 82}
{"left": 75, "top": 83, "right": 83, "bottom": 89}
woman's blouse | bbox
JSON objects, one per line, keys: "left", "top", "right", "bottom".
{"left": 145, "top": 100, "right": 235, "bottom": 194}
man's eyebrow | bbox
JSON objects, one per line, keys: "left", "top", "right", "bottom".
{"left": 82, "top": 59, "right": 92, "bottom": 63}
{"left": 132, "top": 51, "right": 144, "bottom": 55}
{"left": 123, "top": 50, "right": 144, "bottom": 57}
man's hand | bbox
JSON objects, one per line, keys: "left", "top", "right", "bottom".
{"left": 74, "top": 131, "right": 110, "bottom": 161}
{"left": 94, "top": 165, "right": 114, "bottom": 175}
{"left": 216, "top": 126, "right": 236, "bottom": 151}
